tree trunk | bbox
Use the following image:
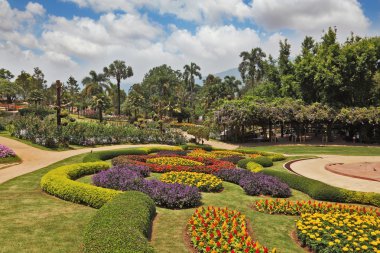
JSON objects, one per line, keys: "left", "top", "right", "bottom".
{"left": 56, "top": 80, "right": 62, "bottom": 128}
{"left": 117, "top": 78, "right": 121, "bottom": 116}
{"left": 99, "top": 107, "right": 103, "bottom": 123}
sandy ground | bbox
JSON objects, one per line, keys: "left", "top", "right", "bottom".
{"left": 290, "top": 155, "right": 380, "bottom": 193}
{"left": 326, "top": 162, "right": 380, "bottom": 181}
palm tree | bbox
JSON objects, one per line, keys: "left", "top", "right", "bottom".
{"left": 183, "top": 62, "right": 202, "bottom": 115}
{"left": 103, "top": 60, "right": 133, "bottom": 115}
{"left": 223, "top": 75, "right": 242, "bottom": 98}
{"left": 82, "top": 70, "right": 109, "bottom": 97}
{"left": 238, "top": 48, "right": 266, "bottom": 90}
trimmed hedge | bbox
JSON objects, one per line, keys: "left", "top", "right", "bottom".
{"left": 263, "top": 169, "right": 380, "bottom": 207}
{"left": 246, "top": 161, "right": 263, "bottom": 172}
{"left": 252, "top": 156, "right": 273, "bottom": 167}
{"left": 82, "top": 146, "right": 182, "bottom": 162}
{"left": 83, "top": 191, "right": 156, "bottom": 253}
{"left": 237, "top": 158, "right": 253, "bottom": 169}
{"left": 267, "top": 154, "right": 286, "bottom": 161}
{"left": 40, "top": 162, "right": 120, "bottom": 208}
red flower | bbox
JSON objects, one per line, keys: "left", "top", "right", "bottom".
{"left": 206, "top": 246, "right": 211, "bottom": 252}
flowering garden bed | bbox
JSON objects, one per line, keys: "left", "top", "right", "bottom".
{"left": 0, "top": 144, "right": 20, "bottom": 164}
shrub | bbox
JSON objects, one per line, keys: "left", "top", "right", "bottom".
{"left": 40, "top": 162, "right": 120, "bottom": 208}
{"left": 237, "top": 158, "right": 254, "bottom": 169}
{"left": 146, "top": 157, "right": 205, "bottom": 166}
{"left": 188, "top": 206, "right": 272, "bottom": 253}
{"left": 239, "top": 173, "right": 291, "bottom": 198}
{"left": 246, "top": 161, "right": 263, "bottom": 172}
{"left": 83, "top": 191, "right": 156, "bottom": 253}
{"left": 0, "top": 144, "right": 16, "bottom": 158}
{"left": 213, "top": 169, "right": 291, "bottom": 197}
{"left": 187, "top": 125, "right": 210, "bottom": 143}
{"left": 18, "top": 106, "right": 55, "bottom": 117}
{"left": 161, "top": 171, "right": 223, "bottom": 192}
{"left": 268, "top": 154, "right": 286, "bottom": 161}
{"left": 252, "top": 156, "right": 273, "bottom": 167}
{"left": 9, "top": 115, "right": 186, "bottom": 148}
{"left": 219, "top": 155, "right": 245, "bottom": 164}
{"left": 181, "top": 143, "right": 213, "bottom": 151}
{"left": 262, "top": 169, "right": 380, "bottom": 207}
{"left": 93, "top": 167, "right": 201, "bottom": 209}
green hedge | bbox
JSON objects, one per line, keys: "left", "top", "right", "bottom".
{"left": 246, "top": 162, "right": 263, "bottom": 172}
{"left": 83, "top": 191, "right": 156, "bottom": 253}
{"left": 237, "top": 158, "right": 253, "bottom": 169}
{"left": 40, "top": 162, "right": 120, "bottom": 208}
{"left": 82, "top": 146, "right": 181, "bottom": 162}
{"left": 263, "top": 169, "right": 380, "bottom": 207}
{"left": 267, "top": 154, "right": 286, "bottom": 161}
{"left": 252, "top": 156, "right": 273, "bottom": 167}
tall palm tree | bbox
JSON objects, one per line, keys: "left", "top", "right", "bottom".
{"left": 82, "top": 70, "right": 109, "bottom": 97}
{"left": 183, "top": 62, "right": 202, "bottom": 114}
{"left": 103, "top": 60, "right": 133, "bottom": 115}
{"left": 238, "top": 48, "right": 266, "bottom": 90}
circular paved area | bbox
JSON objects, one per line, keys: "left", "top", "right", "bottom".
{"left": 289, "top": 155, "right": 380, "bottom": 193}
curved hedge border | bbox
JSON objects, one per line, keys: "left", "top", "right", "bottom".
{"left": 83, "top": 191, "right": 156, "bottom": 253}
{"left": 262, "top": 169, "right": 380, "bottom": 207}
{"left": 40, "top": 162, "right": 120, "bottom": 208}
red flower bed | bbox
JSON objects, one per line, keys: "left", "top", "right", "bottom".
{"left": 112, "top": 154, "right": 235, "bottom": 174}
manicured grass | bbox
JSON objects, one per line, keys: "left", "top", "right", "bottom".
{"left": 0, "top": 155, "right": 21, "bottom": 165}
{"left": 240, "top": 145, "right": 380, "bottom": 156}
{"left": 0, "top": 153, "right": 96, "bottom": 253}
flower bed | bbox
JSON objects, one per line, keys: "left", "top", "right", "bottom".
{"left": 188, "top": 149, "right": 218, "bottom": 159}
{"left": 296, "top": 212, "right": 379, "bottom": 253}
{"left": 219, "top": 155, "right": 245, "bottom": 164}
{"left": 146, "top": 157, "right": 205, "bottom": 166}
{"left": 211, "top": 150, "right": 244, "bottom": 158}
{"left": 253, "top": 199, "right": 380, "bottom": 216}
{"left": 161, "top": 172, "right": 223, "bottom": 192}
{"left": 0, "top": 144, "right": 15, "bottom": 158}
{"left": 188, "top": 206, "right": 272, "bottom": 253}
{"left": 93, "top": 166, "right": 201, "bottom": 208}
{"left": 112, "top": 155, "right": 235, "bottom": 174}
{"left": 214, "top": 169, "right": 291, "bottom": 198}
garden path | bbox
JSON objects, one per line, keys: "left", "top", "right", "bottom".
{"left": 289, "top": 155, "right": 380, "bottom": 193}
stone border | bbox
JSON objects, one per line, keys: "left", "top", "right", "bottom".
{"left": 282, "top": 157, "right": 321, "bottom": 175}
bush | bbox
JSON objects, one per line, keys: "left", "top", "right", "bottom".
{"left": 239, "top": 173, "right": 291, "bottom": 197}
{"left": 268, "top": 154, "right": 286, "bottom": 161}
{"left": 9, "top": 115, "right": 186, "bottom": 148}
{"left": 160, "top": 171, "right": 223, "bottom": 192}
{"left": 237, "top": 158, "right": 254, "bottom": 169}
{"left": 18, "top": 106, "right": 55, "bottom": 118}
{"left": 83, "top": 191, "right": 156, "bottom": 253}
{"left": 213, "top": 168, "right": 291, "bottom": 197}
{"left": 93, "top": 167, "right": 201, "bottom": 209}
{"left": 0, "top": 144, "right": 16, "bottom": 158}
{"left": 40, "top": 162, "right": 120, "bottom": 208}
{"left": 252, "top": 156, "right": 273, "bottom": 167}
{"left": 246, "top": 162, "right": 263, "bottom": 172}
{"left": 262, "top": 169, "right": 380, "bottom": 207}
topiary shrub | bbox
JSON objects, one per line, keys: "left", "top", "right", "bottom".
{"left": 40, "top": 162, "right": 120, "bottom": 208}
{"left": 83, "top": 191, "right": 156, "bottom": 253}
{"left": 252, "top": 156, "right": 273, "bottom": 167}
{"left": 268, "top": 154, "right": 286, "bottom": 161}
{"left": 237, "top": 158, "right": 254, "bottom": 169}
{"left": 246, "top": 162, "right": 264, "bottom": 172}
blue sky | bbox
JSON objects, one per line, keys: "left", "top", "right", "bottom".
{"left": 1, "top": 0, "right": 379, "bottom": 88}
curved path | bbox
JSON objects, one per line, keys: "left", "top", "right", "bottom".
{"left": 289, "top": 155, "right": 380, "bottom": 193}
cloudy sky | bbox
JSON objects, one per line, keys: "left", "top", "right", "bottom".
{"left": 0, "top": 0, "right": 379, "bottom": 88}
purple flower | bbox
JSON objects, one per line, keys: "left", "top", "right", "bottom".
{"left": 0, "top": 144, "right": 16, "bottom": 158}
{"left": 93, "top": 166, "right": 201, "bottom": 208}
{"left": 213, "top": 168, "right": 291, "bottom": 198}
{"left": 111, "top": 164, "right": 150, "bottom": 177}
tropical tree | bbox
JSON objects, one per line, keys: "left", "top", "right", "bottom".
{"left": 91, "top": 93, "right": 111, "bottom": 122}
{"left": 103, "top": 60, "right": 133, "bottom": 115}
{"left": 0, "top": 68, "right": 14, "bottom": 80}
{"left": 82, "top": 70, "right": 109, "bottom": 97}
{"left": 183, "top": 62, "right": 202, "bottom": 114}
{"left": 0, "top": 79, "right": 20, "bottom": 106}
{"left": 66, "top": 76, "right": 80, "bottom": 112}
{"left": 238, "top": 47, "right": 266, "bottom": 91}
{"left": 15, "top": 71, "right": 32, "bottom": 100}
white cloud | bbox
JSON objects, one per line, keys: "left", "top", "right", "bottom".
{"left": 26, "top": 2, "right": 45, "bottom": 16}
{"left": 62, "top": 0, "right": 253, "bottom": 23}
{"left": 251, "top": 0, "right": 370, "bottom": 35}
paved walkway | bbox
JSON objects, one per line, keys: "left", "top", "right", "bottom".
{"left": 289, "top": 155, "right": 380, "bottom": 193}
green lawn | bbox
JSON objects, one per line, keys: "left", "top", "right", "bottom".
{"left": 239, "top": 145, "right": 380, "bottom": 156}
